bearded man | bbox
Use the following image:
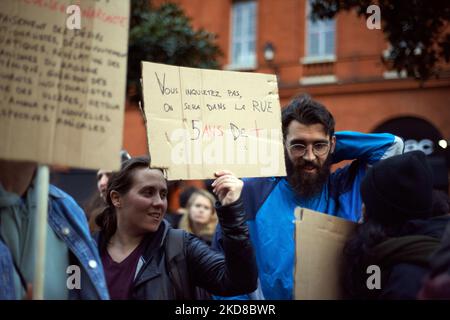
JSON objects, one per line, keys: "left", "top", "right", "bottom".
{"left": 213, "top": 93, "right": 404, "bottom": 300}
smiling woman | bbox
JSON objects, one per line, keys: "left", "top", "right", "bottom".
{"left": 94, "top": 156, "right": 257, "bottom": 300}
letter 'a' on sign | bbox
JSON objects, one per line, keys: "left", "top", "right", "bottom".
{"left": 366, "top": 4, "right": 381, "bottom": 30}
{"left": 366, "top": 265, "right": 381, "bottom": 290}
{"left": 140, "top": 61, "right": 287, "bottom": 180}
{"left": 0, "top": 0, "right": 130, "bottom": 171}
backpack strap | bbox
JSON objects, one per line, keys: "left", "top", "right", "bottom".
{"left": 165, "top": 228, "right": 193, "bottom": 300}
{"left": 165, "top": 229, "right": 212, "bottom": 300}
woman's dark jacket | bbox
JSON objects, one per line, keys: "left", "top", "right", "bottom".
{"left": 98, "top": 198, "right": 258, "bottom": 300}
{"left": 353, "top": 215, "right": 450, "bottom": 300}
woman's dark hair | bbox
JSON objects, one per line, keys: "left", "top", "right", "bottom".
{"left": 282, "top": 93, "right": 335, "bottom": 140}
{"left": 95, "top": 156, "right": 164, "bottom": 251}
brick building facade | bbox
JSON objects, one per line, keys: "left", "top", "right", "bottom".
{"left": 124, "top": 0, "right": 450, "bottom": 194}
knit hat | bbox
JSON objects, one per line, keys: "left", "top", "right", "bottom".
{"left": 361, "top": 151, "right": 433, "bottom": 224}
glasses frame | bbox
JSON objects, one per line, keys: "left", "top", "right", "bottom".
{"left": 287, "top": 142, "right": 331, "bottom": 157}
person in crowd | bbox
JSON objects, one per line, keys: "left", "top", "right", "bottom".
{"left": 343, "top": 151, "right": 450, "bottom": 299}
{"left": 97, "top": 150, "right": 131, "bottom": 202}
{"left": 95, "top": 156, "right": 257, "bottom": 299}
{"left": 86, "top": 169, "right": 113, "bottom": 234}
{"left": 86, "top": 150, "right": 131, "bottom": 234}
{"left": 0, "top": 159, "right": 109, "bottom": 300}
{"left": 165, "top": 186, "right": 198, "bottom": 229}
{"left": 213, "top": 93, "right": 404, "bottom": 299}
{"left": 86, "top": 193, "right": 107, "bottom": 234}
{"left": 179, "top": 189, "right": 218, "bottom": 246}
{"left": 96, "top": 169, "right": 113, "bottom": 202}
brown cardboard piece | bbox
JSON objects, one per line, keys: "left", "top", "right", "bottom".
{"left": 294, "top": 207, "right": 357, "bottom": 299}
{"left": 141, "top": 61, "right": 286, "bottom": 180}
{"left": 0, "top": 0, "right": 129, "bottom": 170}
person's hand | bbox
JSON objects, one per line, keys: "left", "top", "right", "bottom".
{"left": 211, "top": 170, "right": 243, "bottom": 206}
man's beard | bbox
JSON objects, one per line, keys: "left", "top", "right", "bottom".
{"left": 285, "top": 150, "right": 332, "bottom": 198}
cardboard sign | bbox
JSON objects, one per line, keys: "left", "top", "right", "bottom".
{"left": 294, "top": 207, "right": 357, "bottom": 300}
{"left": 141, "top": 61, "right": 286, "bottom": 180}
{"left": 0, "top": 0, "right": 129, "bottom": 170}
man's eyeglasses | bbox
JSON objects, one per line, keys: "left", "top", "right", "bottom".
{"left": 287, "top": 142, "right": 330, "bottom": 157}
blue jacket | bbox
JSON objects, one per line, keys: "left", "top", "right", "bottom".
{"left": 0, "top": 185, "right": 109, "bottom": 300}
{"left": 213, "top": 131, "right": 404, "bottom": 300}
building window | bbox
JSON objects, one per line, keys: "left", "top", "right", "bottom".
{"left": 230, "top": 1, "right": 257, "bottom": 69}
{"left": 305, "top": 0, "right": 335, "bottom": 61}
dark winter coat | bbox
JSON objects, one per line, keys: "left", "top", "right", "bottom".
{"left": 98, "top": 198, "right": 257, "bottom": 300}
{"left": 361, "top": 215, "right": 450, "bottom": 299}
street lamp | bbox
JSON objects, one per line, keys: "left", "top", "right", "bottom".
{"left": 263, "top": 42, "right": 275, "bottom": 62}
{"left": 263, "top": 42, "right": 280, "bottom": 83}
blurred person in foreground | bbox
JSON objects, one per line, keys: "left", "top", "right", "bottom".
{"left": 0, "top": 159, "right": 108, "bottom": 299}
{"left": 343, "top": 151, "right": 450, "bottom": 299}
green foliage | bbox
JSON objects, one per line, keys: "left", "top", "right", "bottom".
{"left": 310, "top": 0, "right": 450, "bottom": 82}
{"left": 127, "top": 0, "right": 222, "bottom": 95}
